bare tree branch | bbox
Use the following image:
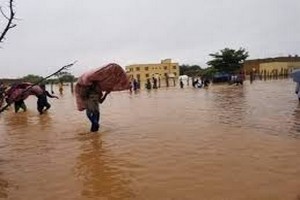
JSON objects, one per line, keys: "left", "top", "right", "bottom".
{"left": 0, "top": 0, "right": 16, "bottom": 44}
{"left": 0, "top": 7, "right": 10, "bottom": 20}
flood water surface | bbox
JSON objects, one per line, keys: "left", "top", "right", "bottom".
{"left": 1, "top": 80, "right": 300, "bottom": 200}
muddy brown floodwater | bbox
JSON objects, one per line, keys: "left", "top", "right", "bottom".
{"left": 1, "top": 79, "right": 300, "bottom": 200}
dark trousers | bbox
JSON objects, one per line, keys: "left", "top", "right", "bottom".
{"left": 86, "top": 109, "right": 100, "bottom": 132}
{"left": 14, "top": 100, "right": 27, "bottom": 113}
{"left": 37, "top": 101, "right": 51, "bottom": 114}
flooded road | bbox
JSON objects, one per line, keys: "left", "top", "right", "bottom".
{"left": 1, "top": 79, "right": 300, "bottom": 200}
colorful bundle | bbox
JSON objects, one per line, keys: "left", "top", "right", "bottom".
{"left": 6, "top": 83, "right": 43, "bottom": 103}
{"left": 75, "top": 63, "right": 130, "bottom": 111}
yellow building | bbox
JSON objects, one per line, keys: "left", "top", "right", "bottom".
{"left": 259, "top": 61, "right": 300, "bottom": 76}
{"left": 125, "top": 59, "right": 179, "bottom": 82}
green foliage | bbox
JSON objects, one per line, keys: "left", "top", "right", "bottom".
{"left": 22, "top": 74, "right": 43, "bottom": 83}
{"left": 180, "top": 64, "right": 202, "bottom": 76}
{"left": 207, "top": 48, "right": 249, "bottom": 73}
{"left": 201, "top": 67, "right": 217, "bottom": 78}
{"left": 22, "top": 72, "right": 76, "bottom": 85}
{"left": 58, "top": 73, "right": 75, "bottom": 83}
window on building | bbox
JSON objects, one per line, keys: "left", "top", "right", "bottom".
{"left": 136, "top": 67, "right": 140, "bottom": 71}
{"left": 174, "top": 72, "right": 177, "bottom": 76}
{"left": 164, "top": 66, "right": 167, "bottom": 70}
{"left": 146, "top": 74, "right": 149, "bottom": 78}
{"left": 164, "top": 73, "right": 168, "bottom": 77}
{"left": 173, "top": 66, "right": 177, "bottom": 69}
{"left": 145, "top": 67, "right": 149, "bottom": 71}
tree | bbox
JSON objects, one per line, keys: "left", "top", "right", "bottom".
{"left": 0, "top": 0, "right": 16, "bottom": 44}
{"left": 201, "top": 67, "right": 217, "bottom": 79}
{"left": 22, "top": 74, "right": 43, "bottom": 83}
{"left": 179, "top": 64, "right": 202, "bottom": 76}
{"left": 55, "top": 71, "right": 75, "bottom": 83}
{"left": 59, "top": 73, "right": 75, "bottom": 83}
{"left": 207, "top": 48, "right": 249, "bottom": 73}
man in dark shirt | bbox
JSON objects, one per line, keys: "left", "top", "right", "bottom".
{"left": 37, "top": 84, "right": 58, "bottom": 114}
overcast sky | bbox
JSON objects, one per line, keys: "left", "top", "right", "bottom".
{"left": 0, "top": 0, "right": 299, "bottom": 78}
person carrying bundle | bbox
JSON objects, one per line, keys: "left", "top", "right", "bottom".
{"left": 75, "top": 63, "right": 130, "bottom": 132}
{"left": 83, "top": 82, "right": 110, "bottom": 132}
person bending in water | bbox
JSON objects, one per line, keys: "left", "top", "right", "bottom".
{"left": 84, "top": 82, "right": 110, "bottom": 132}
{"left": 37, "top": 84, "right": 58, "bottom": 114}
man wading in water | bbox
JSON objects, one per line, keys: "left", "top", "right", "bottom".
{"left": 83, "top": 82, "right": 110, "bottom": 132}
{"left": 37, "top": 84, "right": 59, "bottom": 114}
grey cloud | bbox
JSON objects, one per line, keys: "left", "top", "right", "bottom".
{"left": 0, "top": 0, "right": 299, "bottom": 77}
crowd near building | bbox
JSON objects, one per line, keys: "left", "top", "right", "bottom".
{"left": 243, "top": 55, "right": 300, "bottom": 77}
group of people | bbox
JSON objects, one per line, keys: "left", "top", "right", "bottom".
{"left": 129, "top": 79, "right": 140, "bottom": 92}
{"left": 230, "top": 74, "right": 244, "bottom": 85}
{"left": 191, "top": 78, "right": 210, "bottom": 88}
{"left": 0, "top": 82, "right": 59, "bottom": 115}
{"left": 0, "top": 81, "right": 111, "bottom": 133}
{"left": 145, "top": 77, "right": 159, "bottom": 90}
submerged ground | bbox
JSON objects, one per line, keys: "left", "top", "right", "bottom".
{"left": 1, "top": 79, "right": 300, "bottom": 200}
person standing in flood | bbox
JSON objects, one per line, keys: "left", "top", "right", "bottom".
{"left": 145, "top": 79, "right": 152, "bottom": 90}
{"left": 83, "top": 82, "right": 110, "bottom": 132}
{"left": 152, "top": 77, "right": 158, "bottom": 89}
{"left": 58, "top": 81, "right": 63, "bottom": 95}
{"left": 180, "top": 78, "right": 184, "bottom": 88}
{"left": 36, "top": 84, "right": 59, "bottom": 114}
{"left": 133, "top": 79, "right": 138, "bottom": 91}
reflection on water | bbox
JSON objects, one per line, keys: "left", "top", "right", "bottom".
{"left": 1, "top": 79, "right": 300, "bottom": 199}
{"left": 0, "top": 171, "right": 8, "bottom": 198}
{"left": 74, "top": 134, "right": 134, "bottom": 199}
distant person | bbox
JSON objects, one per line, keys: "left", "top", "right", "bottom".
{"left": 152, "top": 77, "right": 158, "bottom": 89}
{"left": 83, "top": 82, "right": 110, "bottom": 132}
{"left": 36, "top": 84, "right": 59, "bottom": 115}
{"left": 145, "top": 79, "right": 152, "bottom": 90}
{"left": 192, "top": 79, "right": 199, "bottom": 88}
{"left": 50, "top": 81, "right": 55, "bottom": 94}
{"left": 295, "top": 82, "right": 300, "bottom": 102}
{"left": 203, "top": 79, "right": 210, "bottom": 87}
{"left": 137, "top": 80, "right": 141, "bottom": 89}
{"left": 133, "top": 79, "right": 138, "bottom": 91}
{"left": 231, "top": 74, "right": 237, "bottom": 83}
{"left": 250, "top": 71, "right": 254, "bottom": 83}
{"left": 128, "top": 81, "right": 133, "bottom": 92}
{"left": 180, "top": 78, "right": 184, "bottom": 88}
{"left": 235, "top": 74, "right": 243, "bottom": 85}
{"left": 70, "top": 81, "right": 74, "bottom": 94}
{"left": 59, "top": 81, "right": 63, "bottom": 95}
